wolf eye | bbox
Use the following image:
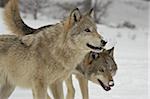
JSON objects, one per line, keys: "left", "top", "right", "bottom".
{"left": 100, "top": 69, "right": 104, "bottom": 72}
{"left": 84, "top": 28, "right": 91, "bottom": 32}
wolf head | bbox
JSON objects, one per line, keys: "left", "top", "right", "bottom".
{"left": 77, "top": 47, "right": 117, "bottom": 91}
{"left": 65, "top": 8, "right": 107, "bottom": 52}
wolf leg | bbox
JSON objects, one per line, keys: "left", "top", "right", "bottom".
{"left": 0, "top": 83, "right": 15, "bottom": 99}
{"left": 76, "top": 74, "right": 89, "bottom": 99}
{"left": 65, "top": 75, "right": 75, "bottom": 99}
{"left": 32, "top": 90, "right": 51, "bottom": 99}
{"left": 50, "top": 80, "right": 64, "bottom": 99}
{"left": 32, "top": 80, "right": 47, "bottom": 99}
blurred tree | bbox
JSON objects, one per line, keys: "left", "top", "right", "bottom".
{"left": 20, "top": 0, "right": 50, "bottom": 20}
{"left": 143, "top": 0, "right": 150, "bottom": 1}
{"left": 18, "top": 0, "right": 113, "bottom": 23}
{"left": 56, "top": 0, "right": 112, "bottom": 24}
{"left": 56, "top": 0, "right": 92, "bottom": 13}
{"left": 82, "top": 0, "right": 92, "bottom": 12}
{"left": 93, "top": 0, "right": 112, "bottom": 24}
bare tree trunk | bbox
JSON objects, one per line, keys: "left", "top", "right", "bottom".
{"left": 33, "top": 0, "right": 38, "bottom": 20}
{"left": 33, "top": 9, "right": 38, "bottom": 20}
{"left": 93, "top": 0, "right": 99, "bottom": 23}
{"left": 20, "top": 0, "right": 50, "bottom": 20}
{"left": 93, "top": 0, "right": 112, "bottom": 24}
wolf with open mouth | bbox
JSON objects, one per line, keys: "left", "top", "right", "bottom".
{"left": 85, "top": 47, "right": 117, "bottom": 91}
{"left": 49, "top": 47, "right": 118, "bottom": 99}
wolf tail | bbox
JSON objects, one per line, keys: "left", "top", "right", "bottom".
{"left": 4, "top": 0, "right": 36, "bottom": 36}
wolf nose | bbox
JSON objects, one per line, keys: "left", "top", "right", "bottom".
{"left": 101, "top": 40, "right": 107, "bottom": 46}
{"left": 109, "top": 80, "right": 114, "bottom": 87}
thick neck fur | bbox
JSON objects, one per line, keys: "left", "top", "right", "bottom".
{"left": 36, "top": 21, "right": 88, "bottom": 70}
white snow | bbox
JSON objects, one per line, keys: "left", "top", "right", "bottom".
{"left": 103, "top": 0, "right": 149, "bottom": 29}
{"left": 0, "top": 1, "right": 149, "bottom": 98}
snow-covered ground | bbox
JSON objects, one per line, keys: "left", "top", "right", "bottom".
{"left": 0, "top": 2, "right": 149, "bottom": 99}
{"left": 104, "top": 0, "right": 149, "bottom": 29}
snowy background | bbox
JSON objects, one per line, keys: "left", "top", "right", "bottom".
{"left": 0, "top": 0, "right": 149, "bottom": 99}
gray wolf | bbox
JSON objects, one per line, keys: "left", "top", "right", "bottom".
{"left": 0, "top": 47, "right": 117, "bottom": 99}
{"left": 0, "top": 0, "right": 107, "bottom": 98}
{"left": 50, "top": 47, "right": 117, "bottom": 99}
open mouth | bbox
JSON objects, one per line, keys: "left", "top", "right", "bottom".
{"left": 86, "top": 43, "right": 102, "bottom": 51}
{"left": 97, "top": 79, "right": 111, "bottom": 91}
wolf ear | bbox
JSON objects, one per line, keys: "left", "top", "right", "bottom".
{"left": 70, "top": 8, "right": 82, "bottom": 24}
{"left": 86, "top": 8, "right": 94, "bottom": 18}
{"left": 105, "top": 47, "right": 114, "bottom": 57}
